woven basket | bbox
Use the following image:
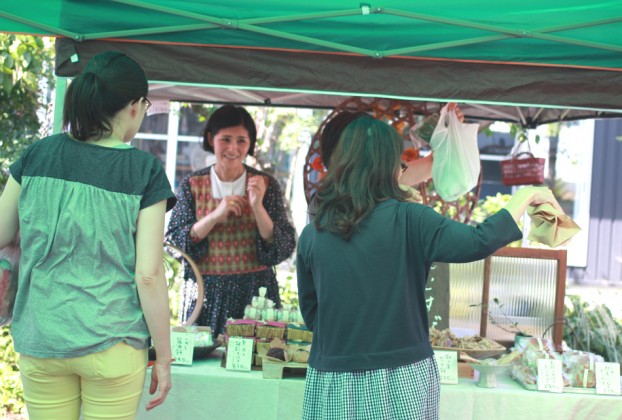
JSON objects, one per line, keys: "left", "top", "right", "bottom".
{"left": 255, "top": 324, "right": 286, "bottom": 340}
{"left": 500, "top": 152, "right": 545, "bottom": 186}
{"left": 225, "top": 322, "right": 257, "bottom": 337}
{"left": 287, "top": 327, "right": 313, "bottom": 343}
{"left": 164, "top": 242, "right": 204, "bottom": 326}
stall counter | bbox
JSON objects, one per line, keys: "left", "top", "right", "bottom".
{"left": 136, "top": 350, "right": 621, "bottom": 420}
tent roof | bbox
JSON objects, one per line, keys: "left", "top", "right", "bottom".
{"left": 3, "top": 1, "right": 622, "bottom": 126}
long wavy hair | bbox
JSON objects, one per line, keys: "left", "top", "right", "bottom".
{"left": 315, "top": 115, "right": 412, "bottom": 239}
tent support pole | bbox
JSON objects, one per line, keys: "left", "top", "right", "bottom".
{"left": 53, "top": 77, "right": 67, "bottom": 134}
{"left": 165, "top": 101, "right": 180, "bottom": 188}
{"left": 0, "top": 11, "right": 81, "bottom": 39}
{"left": 82, "top": 24, "right": 221, "bottom": 40}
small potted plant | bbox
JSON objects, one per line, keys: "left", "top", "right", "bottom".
{"left": 470, "top": 297, "right": 532, "bottom": 347}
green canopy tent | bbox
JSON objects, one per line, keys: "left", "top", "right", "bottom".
{"left": 2, "top": 0, "right": 622, "bottom": 127}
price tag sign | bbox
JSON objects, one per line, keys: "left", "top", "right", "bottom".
{"left": 171, "top": 332, "right": 195, "bottom": 365}
{"left": 434, "top": 350, "right": 458, "bottom": 384}
{"left": 595, "top": 362, "right": 621, "bottom": 395}
{"left": 226, "top": 337, "right": 254, "bottom": 371}
{"left": 537, "top": 359, "right": 563, "bottom": 393}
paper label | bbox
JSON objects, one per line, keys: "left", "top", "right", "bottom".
{"left": 595, "top": 362, "right": 621, "bottom": 395}
{"left": 537, "top": 359, "right": 563, "bottom": 393}
{"left": 226, "top": 337, "right": 254, "bottom": 371}
{"left": 434, "top": 350, "right": 459, "bottom": 384}
{"left": 171, "top": 332, "right": 195, "bottom": 365}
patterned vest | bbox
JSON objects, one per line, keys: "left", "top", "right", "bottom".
{"left": 190, "top": 174, "right": 268, "bottom": 275}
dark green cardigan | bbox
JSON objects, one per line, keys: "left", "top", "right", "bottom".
{"left": 297, "top": 199, "right": 522, "bottom": 371}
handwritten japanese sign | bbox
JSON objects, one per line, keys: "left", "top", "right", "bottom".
{"left": 171, "top": 332, "right": 195, "bottom": 366}
{"left": 595, "top": 362, "right": 621, "bottom": 396}
{"left": 434, "top": 350, "right": 458, "bottom": 384}
{"left": 226, "top": 337, "right": 254, "bottom": 371}
{"left": 537, "top": 359, "right": 563, "bottom": 393}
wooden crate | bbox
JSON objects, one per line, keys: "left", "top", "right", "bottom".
{"left": 261, "top": 358, "right": 308, "bottom": 379}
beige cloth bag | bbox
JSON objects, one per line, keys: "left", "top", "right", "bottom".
{"left": 527, "top": 203, "right": 581, "bottom": 247}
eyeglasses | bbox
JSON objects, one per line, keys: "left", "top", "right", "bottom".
{"left": 400, "top": 162, "right": 408, "bottom": 173}
{"left": 142, "top": 97, "right": 152, "bottom": 111}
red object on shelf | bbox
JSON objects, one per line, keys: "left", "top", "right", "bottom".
{"left": 500, "top": 152, "right": 545, "bottom": 186}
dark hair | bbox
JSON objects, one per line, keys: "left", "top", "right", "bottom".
{"left": 63, "top": 51, "right": 148, "bottom": 141}
{"left": 315, "top": 115, "right": 411, "bottom": 239}
{"left": 320, "top": 111, "right": 367, "bottom": 169}
{"left": 202, "top": 105, "right": 257, "bottom": 156}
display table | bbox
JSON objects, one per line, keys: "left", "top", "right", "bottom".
{"left": 439, "top": 375, "right": 622, "bottom": 420}
{"left": 136, "top": 350, "right": 622, "bottom": 420}
{"left": 137, "top": 350, "right": 305, "bottom": 420}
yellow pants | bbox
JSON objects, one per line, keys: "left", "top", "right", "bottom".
{"left": 18, "top": 342, "right": 147, "bottom": 420}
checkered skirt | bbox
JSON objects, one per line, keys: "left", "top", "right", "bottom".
{"left": 302, "top": 356, "right": 439, "bottom": 420}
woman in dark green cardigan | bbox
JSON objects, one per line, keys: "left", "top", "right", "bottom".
{"left": 296, "top": 115, "right": 562, "bottom": 420}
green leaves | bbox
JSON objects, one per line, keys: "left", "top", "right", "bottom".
{"left": 277, "top": 262, "right": 299, "bottom": 307}
{"left": 563, "top": 295, "right": 622, "bottom": 363}
{"left": 0, "top": 326, "right": 26, "bottom": 415}
{"left": 0, "top": 34, "right": 55, "bottom": 189}
{"left": 509, "top": 123, "right": 540, "bottom": 144}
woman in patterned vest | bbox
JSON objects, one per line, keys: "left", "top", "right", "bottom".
{"left": 167, "top": 105, "right": 296, "bottom": 338}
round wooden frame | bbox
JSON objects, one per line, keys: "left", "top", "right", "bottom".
{"left": 302, "top": 97, "right": 482, "bottom": 223}
{"left": 164, "top": 242, "right": 204, "bottom": 326}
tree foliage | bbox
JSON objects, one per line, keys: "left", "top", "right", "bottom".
{"left": 0, "top": 34, "right": 55, "bottom": 188}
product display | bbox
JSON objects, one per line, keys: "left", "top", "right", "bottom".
{"left": 510, "top": 337, "right": 609, "bottom": 392}
{"left": 266, "top": 347, "right": 287, "bottom": 362}
{"left": 243, "top": 287, "right": 304, "bottom": 323}
{"left": 225, "top": 289, "right": 312, "bottom": 369}
{"left": 429, "top": 327, "right": 507, "bottom": 358}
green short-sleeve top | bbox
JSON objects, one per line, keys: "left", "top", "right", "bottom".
{"left": 9, "top": 133, "right": 176, "bottom": 358}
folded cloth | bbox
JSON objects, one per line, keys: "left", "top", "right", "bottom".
{"left": 527, "top": 203, "right": 581, "bottom": 247}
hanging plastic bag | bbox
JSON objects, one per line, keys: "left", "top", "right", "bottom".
{"left": 0, "top": 236, "right": 20, "bottom": 326}
{"left": 429, "top": 104, "right": 480, "bottom": 201}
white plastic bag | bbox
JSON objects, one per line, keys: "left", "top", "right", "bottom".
{"left": 429, "top": 105, "right": 480, "bottom": 201}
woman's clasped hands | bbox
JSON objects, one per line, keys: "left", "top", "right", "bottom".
{"left": 216, "top": 195, "right": 247, "bottom": 220}
{"left": 213, "top": 175, "right": 267, "bottom": 222}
